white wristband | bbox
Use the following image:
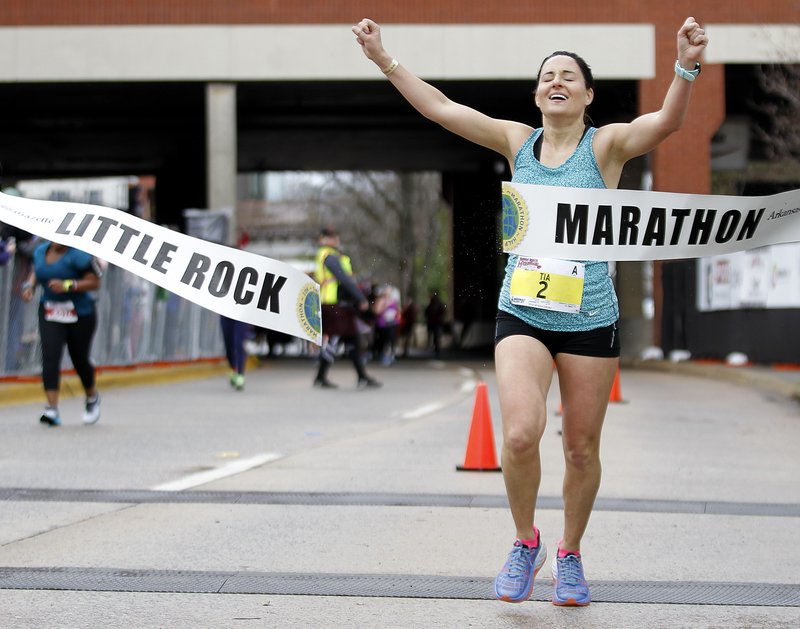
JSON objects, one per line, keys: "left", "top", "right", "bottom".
{"left": 674, "top": 60, "right": 701, "bottom": 82}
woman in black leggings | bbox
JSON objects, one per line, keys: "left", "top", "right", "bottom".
{"left": 21, "top": 241, "right": 103, "bottom": 426}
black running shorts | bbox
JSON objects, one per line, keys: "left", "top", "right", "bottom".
{"left": 495, "top": 310, "right": 620, "bottom": 358}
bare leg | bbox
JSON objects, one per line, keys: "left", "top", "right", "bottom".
{"left": 495, "top": 335, "right": 554, "bottom": 540}
{"left": 555, "top": 353, "right": 618, "bottom": 552}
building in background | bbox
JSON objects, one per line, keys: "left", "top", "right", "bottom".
{"left": 0, "top": 1, "right": 798, "bottom": 362}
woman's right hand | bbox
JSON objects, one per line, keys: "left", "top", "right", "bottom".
{"left": 350, "top": 17, "right": 523, "bottom": 161}
{"left": 21, "top": 286, "right": 33, "bottom": 303}
{"left": 352, "top": 18, "right": 392, "bottom": 68}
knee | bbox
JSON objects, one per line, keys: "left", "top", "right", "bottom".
{"left": 503, "top": 418, "right": 544, "bottom": 459}
{"left": 563, "top": 438, "right": 600, "bottom": 471}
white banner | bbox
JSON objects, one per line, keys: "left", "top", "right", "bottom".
{"left": 502, "top": 182, "right": 800, "bottom": 261}
{"left": 0, "top": 192, "right": 322, "bottom": 345}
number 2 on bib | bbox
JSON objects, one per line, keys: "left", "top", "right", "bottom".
{"left": 510, "top": 258, "right": 585, "bottom": 313}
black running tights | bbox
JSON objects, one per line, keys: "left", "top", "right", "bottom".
{"left": 38, "top": 306, "right": 97, "bottom": 392}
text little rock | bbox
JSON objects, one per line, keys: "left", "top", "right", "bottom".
{"left": 55, "top": 211, "right": 287, "bottom": 314}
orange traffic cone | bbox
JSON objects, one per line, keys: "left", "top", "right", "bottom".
{"left": 609, "top": 366, "right": 625, "bottom": 403}
{"left": 457, "top": 382, "right": 502, "bottom": 472}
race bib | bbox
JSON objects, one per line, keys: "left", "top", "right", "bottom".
{"left": 44, "top": 300, "right": 78, "bottom": 323}
{"left": 509, "top": 257, "right": 585, "bottom": 313}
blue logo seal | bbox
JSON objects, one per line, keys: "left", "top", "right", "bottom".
{"left": 502, "top": 182, "right": 529, "bottom": 252}
{"left": 297, "top": 283, "right": 321, "bottom": 341}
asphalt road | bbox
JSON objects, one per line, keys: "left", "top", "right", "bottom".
{"left": 0, "top": 358, "right": 798, "bottom": 628}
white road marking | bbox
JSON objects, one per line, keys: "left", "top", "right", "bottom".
{"left": 460, "top": 380, "right": 477, "bottom": 394}
{"left": 401, "top": 375, "right": 478, "bottom": 419}
{"left": 152, "top": 453, "right": 283, "bottom": 491}
{"left": 401, "top": 402, "right": 447, "bottom": 420}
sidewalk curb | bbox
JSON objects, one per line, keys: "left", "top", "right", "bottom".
{"left": 0, "top": 359, "right": 229, "bottom": 408}
{"left": 624, "top": 358, "right": 800, "bottom": 403}
{"left": 4, "top": 357, "right": 797, "bottom": 409}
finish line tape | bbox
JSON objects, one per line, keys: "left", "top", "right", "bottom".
{"left": 0, "top": 192, "right": 322, "bottom": 345}
{"left": 502, "top": 182, "right": 800, "bottom": 261}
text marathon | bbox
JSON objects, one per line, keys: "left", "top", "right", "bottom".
{"left": 555, "top": 203, "right": 765, "bottom": 247}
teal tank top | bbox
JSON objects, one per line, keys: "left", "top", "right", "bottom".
{"left": 498, "top": 127, "right": 619, "bottom": 331}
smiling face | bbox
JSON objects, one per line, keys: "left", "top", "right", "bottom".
{"left": 534, "top": 55, "right": 594, "bottom": 120}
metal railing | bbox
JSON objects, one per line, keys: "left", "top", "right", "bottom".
{"left": 0, "top": 256, "right": 224, "bottom": 378}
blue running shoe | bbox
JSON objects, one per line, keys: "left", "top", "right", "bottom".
{"left": 552, "top": 553, "right": 591, "bottom": 606}
{"left": 494, "top": 540, "right": 547, "bottom": 603}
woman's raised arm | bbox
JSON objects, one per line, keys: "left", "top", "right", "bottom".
{"left": 598, "top": 17, "right": 709, "bottom": 167}
{"left": 352, "top": 18, "right": 531, "bottom": 162}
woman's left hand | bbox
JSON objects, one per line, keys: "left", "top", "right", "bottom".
{"left": 677, "top": 17, "right": 708, "bottom": 66}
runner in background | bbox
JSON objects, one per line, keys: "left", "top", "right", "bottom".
{"left": 220, "top": 315, "right": 250, "bottom": 390}
{"left": 353, "top": 16, "right": 707, "bottom": 606}
{"left": 21, "top": 242, "right": 103, "bottom": 426}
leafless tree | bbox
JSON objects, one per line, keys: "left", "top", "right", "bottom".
{"left": 752, "top": 63, "right": 800, "bottom": 162}
{"left": 307, "top": 171, "right": 449, "bottom": 306}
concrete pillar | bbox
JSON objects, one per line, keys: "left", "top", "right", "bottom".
{"left": 444, "top": 169, "right": 504, "bottom": 348}
{"left": 616, "top": 261, "right": 652, "bottom": 360}
{"left": 206, "top": 82, "right": 237, "bottom": 245}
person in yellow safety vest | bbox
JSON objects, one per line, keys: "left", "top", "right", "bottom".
{"left": 313, "top": 226, "right": 381, "bottom": 389}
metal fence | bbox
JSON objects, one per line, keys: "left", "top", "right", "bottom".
{"left": 0, "top": 255, "right": 224, "bottom": 378}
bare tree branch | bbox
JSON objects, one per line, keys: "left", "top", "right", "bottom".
{"left": 298, "top": 171, "right": 448, "bottom": 305}
{"left": 752, "top": 64, "right": 800, "bottom": 162}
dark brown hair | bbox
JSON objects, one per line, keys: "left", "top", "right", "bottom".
{"left": 536, "top": 51, "right": 595, "bottom": 90}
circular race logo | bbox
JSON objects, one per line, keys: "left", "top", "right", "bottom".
{"left": 297, "top": 283, "right": 321, "bottom": 341}
{"left": 502, "top": 183, "right": 529, "bottom": 252}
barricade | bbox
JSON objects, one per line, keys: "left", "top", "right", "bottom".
{"left": 0, "top": 262, "right": 224, "bottom": 378}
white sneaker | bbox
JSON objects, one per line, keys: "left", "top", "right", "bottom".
{"left": 82, "top": 394, "right": 101, "bottom": 425}
{"left": 40, "top": 406, "right": 61, "bottom": 427}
